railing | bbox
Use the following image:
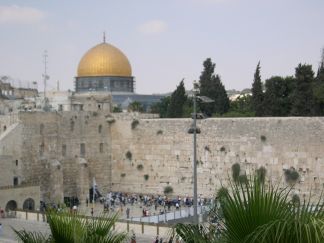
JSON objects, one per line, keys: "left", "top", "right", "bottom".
{"left": 12, "top": 210, "right": 172, "bottom": 237}
{"left": 129, "top": 205, "right": 211, "bottom": 223}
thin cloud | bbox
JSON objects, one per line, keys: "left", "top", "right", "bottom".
{"left": 0, "top": 5, "right": 45, "bottom": 24}
{"left": 138, "top": 20, "right": 167, "bottom": 34}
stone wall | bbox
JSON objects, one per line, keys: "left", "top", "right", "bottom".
{"left": 14, "top": 111, "right": 112, "bottom": 203}
{"left": 0, "top": 185, "right": 40, "bottom": 210}
{"left": 0, "top": 119, "right": 22, "bottom": 187}
{"left": 110, "top": 117, "right": 324, "bottom": 200}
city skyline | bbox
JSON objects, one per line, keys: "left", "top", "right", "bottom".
{"left": 0, "top": 0, "right": 324, "bottom": 94}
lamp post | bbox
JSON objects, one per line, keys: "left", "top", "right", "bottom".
{"left": 192, "top": 88, "right": 198, "bottom": 224}
{"left": 191, "top": 82, "right": 213, "bottom": 224}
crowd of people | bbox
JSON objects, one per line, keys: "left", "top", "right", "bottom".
{"left": 97, "top": 191, "right": 212, "bottom": 218}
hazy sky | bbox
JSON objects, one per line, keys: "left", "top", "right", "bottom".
{"left": 0, "top": 0, "right": 323, "bottom": 94}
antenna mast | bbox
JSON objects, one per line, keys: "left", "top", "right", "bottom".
{"left": 43, "top": 50, "right": 48, "bottom": 99}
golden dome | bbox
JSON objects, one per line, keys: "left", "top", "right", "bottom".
{"left": 77, "top": 42, "right": 132, "bottom": 77}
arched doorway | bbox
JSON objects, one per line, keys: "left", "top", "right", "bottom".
{"left": 5, "top": 200, "right": 17, "bottom": 211}
{"left": 23, "top": 198, "right": 35, "bottom": 211}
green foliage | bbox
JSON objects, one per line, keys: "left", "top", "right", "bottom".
{"left": 157, "top": 130, "right": 163, "bottom": 135}
{"left": 164, "top": 185, "right": 173, "bottom": 194}
{"left": 174, "top": 176, "right": 324, "bottom": 243}
{"left": 13, "top": 229, "right": 52, "bottom": 243}
{"left": 136, "top": 164, "right": 143, "bottom": 171}
{"left": 128, "top": 101, "right": 144, "bottom": 112}
{"left": 112, "top": 106, "right": 122, "bottom": 113}
{"left": 263, "top": 76, "right": 293, "bottom": 116}
{"left": 125, "top": 151, "right": 132, "bottom": 160}
{"left": 131, "top": 119, "right": 139, "bottom": 129}
{"left": 231, "top": 163, "right": 240, "bottom": 182}
{"left": 167, "top": 79, "right": 187, "bottom": 118}
{"left": 228, "top": 95, "right": 254, "bottom": 116}
{"left": 256, "top": 166, "right": 267, "bottom": 184}
{"left": 14, "top": 211, "right": 128, "bottom": 243}
{"left": 251, "top": 61, "right": 264, "bottom": 116}
{"left": 291, "top": 194, "right": 301, "bottom": 206}
{"left": 144, "top": 174, "right": 149, "bottom": 181}
{"left": 216, "top": 186, "right": 228, "bottom": 201}
{"left": 199, "top": 58, "right": 230, "bottom": 116}
{"left": 120, "top": 173, "right": 126, "bottom": 178}
{"left": 284, "top": 167, "right": 300, "bottom": 184}
{"left": 260, "top": 135, "right": 266, "bottom": 142}
{"left": 238, "top": 174, "right": 248, "bottom": 184}
{"left": 219, "top": 110, "right": 255, "bottom": 117}
{"left": 150, "top": 96, "right": 171, "bottom": 118}
{"left": 291, "top": 64, "right": 315, "bottom": 116}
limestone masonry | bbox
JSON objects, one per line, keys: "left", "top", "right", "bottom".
{"left": 1, "top": 108, "right": 324, "bottom": 210}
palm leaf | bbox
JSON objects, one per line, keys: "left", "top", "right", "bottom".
{"left": 13, "top": 228, "right": 52, "bottom": 243}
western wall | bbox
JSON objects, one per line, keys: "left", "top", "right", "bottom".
{"left": 110, "top": 115, "right": 324, "bottom": 200}
{"left": 1, "top": 111, "right": 324, "bottom": 208}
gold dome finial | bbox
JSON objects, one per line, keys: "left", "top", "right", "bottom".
{"left": 103, "top": 31, "right": 106, "bottom": 43}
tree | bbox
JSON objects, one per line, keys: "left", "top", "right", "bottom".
{"left": 199, "top": 58, "right": 229, "bottom": 115}
{"left": 150, "top": 96, "right": 171, "bottom": 118}
{"left": 251, "top": 61, "right": 264, "bottom": 116}
{"left": 290, "top": 64, "right": 315, "bottom": 116}
{"left": 227, "top": 95, "right": 254, "bottom": 117}
{"left": 263, "top": 76, "right": 292, "bottom": 116}
{"left": 167, "top": 79, "right": 187, "bottom": 118}
{"left": 313, "top": 48, "right": 324, "bottom": 115}
{"left": 316, "top": 48, "right": 324, "bottom": 81}
{"left": 128, "top": 101, "right": 144, "bottom": 112}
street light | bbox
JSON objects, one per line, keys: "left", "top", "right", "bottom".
{"left": 190, "top": 81, "right": 213, "bottom": 224}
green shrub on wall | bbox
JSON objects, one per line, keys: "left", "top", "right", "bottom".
{"left": 144, "top": 174, "right": 149, "bottom": 180}
{"left": 131, "top": 119, "right": 139, "bottom": 129}
{"left": 232, "top": 163, "right": 241, "bottom": 182}
{"left": 125, "top": 151, "right": 132, "bottom": 160}
{"left": 284, "top": 167, "right": 300, "bottom": 184}
{"left": 164, "top": 186, "right": 173, "bottom": 194}
{"left": 137, "top": 164, "right": 144, "bottom": 170}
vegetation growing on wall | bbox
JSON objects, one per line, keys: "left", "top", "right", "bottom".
{"left": 157, "top": 130, "right": 163, "bottom": 135}
{"left": 131, "top": 119, "right": 139, "bottom": 129}
{"left": 232, "top": 163, "right": 241, "bottom": 182}
{"left": 144, "top": 174, "right": 149, "bottom": 181}
{"left": 137, "top": 164, "right": 143, "bottom": 171}
{"left": 284, "top": 167, "right": 300, "bottom": 184}
{"left": 260, "top": 135, "right": 267, "bottom": 142}
{"left": 256, "top": 166, "right": 267, "bottom": 184}
{"left": 164, "top": 186, "right": 173, "bottom": 194}
{"left": 125, "top": 151, "right": 132, "bottom": 160}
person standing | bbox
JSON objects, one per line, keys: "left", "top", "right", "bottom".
{"left": 0, "top": 222, "right": 2, "bottom": 237}
{"left": 130, "top": 232, "right": 136, "bottom": 243}
{"left": 126, "top": 207, "right": 130, "bottom": 219}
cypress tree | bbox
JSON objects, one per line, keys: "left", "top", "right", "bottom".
{"left": 290, "top": 64, "right": 315, "bottom": 116}
{"left": 199, "top": 58, "right": 229, "bottom": 115}
{"left": 263, "top": 76, "right": 291, "bottom": 116}
{"left": 167, "top": 80, "right": 187, "bottom": 118}
{"left": 251, "top": 61, "right": 264, "bottom": 116}
{"left": 313, "top": 48, "right": 324, "bottom": 115}
{"left": 316, "top": 48, "right": 324, "bottom": 81}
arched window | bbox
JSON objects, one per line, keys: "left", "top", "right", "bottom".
{"left": 23, "top": 198, "right": 35, "bottom": 211}
{"left": 5, "top": 200, "right": 17, "bottom": 211}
